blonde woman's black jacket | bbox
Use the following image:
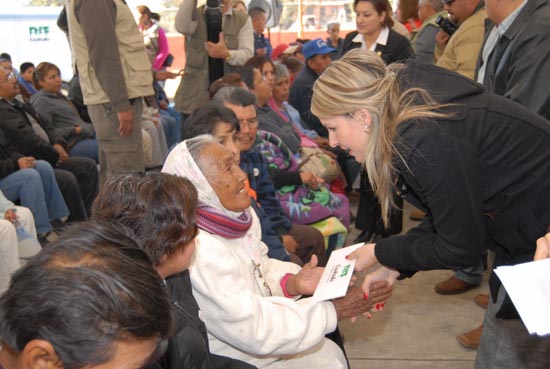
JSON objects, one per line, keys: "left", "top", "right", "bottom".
{"left": 374, "top": 60, "right": 550, "bottom": 318}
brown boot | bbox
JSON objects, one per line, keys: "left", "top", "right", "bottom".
{"left": 473, "top": 294, "right": 490, "bottom": 309}
{"left": 435, "top": 276, "right": 478, "bottom": 295}
{"left": 457, "top": 325, "right": 483, "bottom": 349}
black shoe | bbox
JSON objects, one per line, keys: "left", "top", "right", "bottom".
{"left": 38, "top": 231, "right": 59, "bottom": 247}
{"left": 354, "top": 230, "right": 378, "bottom": 244}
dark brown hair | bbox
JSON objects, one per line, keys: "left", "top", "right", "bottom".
{"left": 354, "top": 0, "right": 394, "bottom": 28}
{"left": 92, "top": 172, "right": 198, "bottom": 266}
{"left": 32, "top": 61, "right": 60, "bottom": 90}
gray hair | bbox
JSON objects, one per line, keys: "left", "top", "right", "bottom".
{"left": 212, "top": 86, "right": 257, "bottom": 107}
{"left": 419, "top": 0, "right": 443, "bottom": 11}
{"left": 186, "top": 134, "right": 216, "bottom": 168}
{"left": 274, "top": 62, "right": 289, "bottom": 81}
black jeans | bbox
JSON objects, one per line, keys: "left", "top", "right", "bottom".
{"left": 56, "top": 156, "right": 99, "bottom": 221}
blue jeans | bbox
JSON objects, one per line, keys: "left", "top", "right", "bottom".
{"left": 454, "top": 259, "right": 484, "bottom": 285}
{"left": 69, "top": 138, "right": 99, "bottom": 163}
{"left": 160, "top": 110, "right": 181, "bottom": 149}
{"left": 0, "top": 160, "right": 69, "bottom": 234}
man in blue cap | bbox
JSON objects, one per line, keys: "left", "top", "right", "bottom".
{"left": 289, "top": 38, "right": 335, "bottom": 138}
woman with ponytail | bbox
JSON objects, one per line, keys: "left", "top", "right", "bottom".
{"left": 311, "top": 49, "right": 550, "bottom": 369}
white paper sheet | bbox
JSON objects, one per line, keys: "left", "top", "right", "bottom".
{"left": 311, "top": 243, "right": 365, "bottom": 302}
{"left": 494, "top": 258, "right": 550, "bottom": 336}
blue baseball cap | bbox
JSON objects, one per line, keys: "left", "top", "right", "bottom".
{"left": 302, "top": 38, "right": 336, "bottom": 60}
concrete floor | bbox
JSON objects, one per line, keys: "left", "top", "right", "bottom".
{"left": 341, "top": 200, "right": 490, "bottom": 369}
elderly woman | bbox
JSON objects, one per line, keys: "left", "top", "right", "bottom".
{"left": 30, "top": 62, "right": 98, "bottom": 162}
{"left": 92, "top": 172, "right": 255, "bottom": 369}
{"left": 311, "top": 49, "right": 550, "bottom": 369}
{"left": 162, "top": 136, "right": 393, "bottom": 369}
{"left": 0, "top": 221, "right": 172, "bottom": 369}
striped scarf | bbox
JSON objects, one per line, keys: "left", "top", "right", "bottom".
{"left": 196, "top": 202, "right": 252, "bottom": 239}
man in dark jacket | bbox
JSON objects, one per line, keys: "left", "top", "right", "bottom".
{"left": 446, "top": 0, "right": 550, "bottom": 350}
{"left": 289, "top": 38, "right": 335, "bottom": 137}
{"left": 0, "top": 66, "right": 98, "bottom": 221}
{"left": 476, "top": 0, "right": 550, "bottom": 119}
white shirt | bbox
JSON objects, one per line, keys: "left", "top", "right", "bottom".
{"left": 352, "top": 26, "right": 390, "bottom": 51}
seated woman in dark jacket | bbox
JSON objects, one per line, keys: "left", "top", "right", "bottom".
{"left": 30, "top": 62, "right": 98, "bottom": 162}
{"left": 92, "top": 171, "right": 257, "bottom": 369}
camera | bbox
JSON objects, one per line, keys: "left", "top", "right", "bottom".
{"left": 436, "top": 15, "right": 458, "bottom": 36}
{"left": 205, "top": 0, "right": 224, "bottom": 82}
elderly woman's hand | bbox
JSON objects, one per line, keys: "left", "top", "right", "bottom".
{"left": 284, "top": 255, "right": 324, "bottom": 296}
{"left": 535, "top": 232, "right": 550, "bottom": 260}
{"left": 332, "top": 282, "right": 394, "bottom": 322}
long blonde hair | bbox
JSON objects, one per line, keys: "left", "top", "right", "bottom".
{"left": 311, "top": 49, "right": 448, "bottom": 226}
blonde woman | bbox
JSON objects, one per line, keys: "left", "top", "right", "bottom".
{"left": 311, "top": 49, "right": 550, "bottom": 369}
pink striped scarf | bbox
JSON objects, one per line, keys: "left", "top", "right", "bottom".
{"left": 196, "top": 202, "right": 252, "bottom": 238}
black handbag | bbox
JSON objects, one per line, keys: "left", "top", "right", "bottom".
{"left": 163, "top": 53, "right": 174, "bottom": 67}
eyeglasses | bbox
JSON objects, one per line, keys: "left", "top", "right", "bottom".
{"left": 1, "top": 71, "right": 15, "bottom": 84}
{"left": 441, "top": 0, "right": 455, "bottom": 4}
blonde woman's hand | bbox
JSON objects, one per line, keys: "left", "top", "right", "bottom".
{"left": 345, "top": 243, "right": 377, "bottom": 272}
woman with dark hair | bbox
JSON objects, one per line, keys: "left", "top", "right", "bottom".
{"left": 311, "top": 48, "right": 550, "bottom": 369}
{"left": 92, "top": 171, "right": 256, "bottom": 369}
{"left": 340, "top": 0, "right": 414, "bottom": 64}
{"left": 396, "top": 0, "right": 422, "bottom": 38}
{"left": 137, "top": 5, "right": 170, "bottom": 71}
{"left": 341, "top": 0, "right": 415, "bottom": 244}
{"left": 0, "top": 221, "right": 173, "bottom": 369}
{"left": 30, "top": 62, "right": 98, "bottom": 162}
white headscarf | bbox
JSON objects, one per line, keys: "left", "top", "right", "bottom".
{"left": 162, "top": 136, "right": 245, "bottom": 220}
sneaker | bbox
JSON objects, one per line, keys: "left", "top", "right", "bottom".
{"left": 37, "top": 230, "right": 59, "bottom": 247}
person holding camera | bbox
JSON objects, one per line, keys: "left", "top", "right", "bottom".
{"left": 174, "top": 0, "right": 253, "bottom": 120}
{"left": 412, "top": 0, "right": 446, "bottom": 63}
{"left": 435, "top": 0, "right": 486, "bottom": 80}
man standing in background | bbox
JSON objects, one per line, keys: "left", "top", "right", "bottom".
{"left": 435, "top": 0, "right": 486, "bottom": 79}
{"left": 65, "top": 0, "right": 153, "bottom": 184}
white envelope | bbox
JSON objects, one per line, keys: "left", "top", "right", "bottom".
{"left": 312, "top": 243, "right": 365, "bottom": 302}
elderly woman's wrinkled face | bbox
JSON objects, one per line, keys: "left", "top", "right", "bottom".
{"left": 272, "top": 75, "right": 290, "bottom": 104}
{"left": 200, "top": 143, "right": 250, "bottom": 212}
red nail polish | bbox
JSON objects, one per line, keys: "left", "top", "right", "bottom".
{"left": 363, "top": 292, "right": 368, "bottom": 301}
{"left": 345, "top": 254, "right": 350, "bottom": 260}
{"left": 381, "top": 303, "right": 385, "bottom": 308}
{"left": 375, "top": 303, "right": 381, "bottom": 309}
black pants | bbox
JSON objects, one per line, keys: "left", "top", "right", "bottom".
{"left": 356, "top": 172, "right": 403, "bottom": 237}
{"left": 56, "top": 157, "right": 99, "bottom": 221}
